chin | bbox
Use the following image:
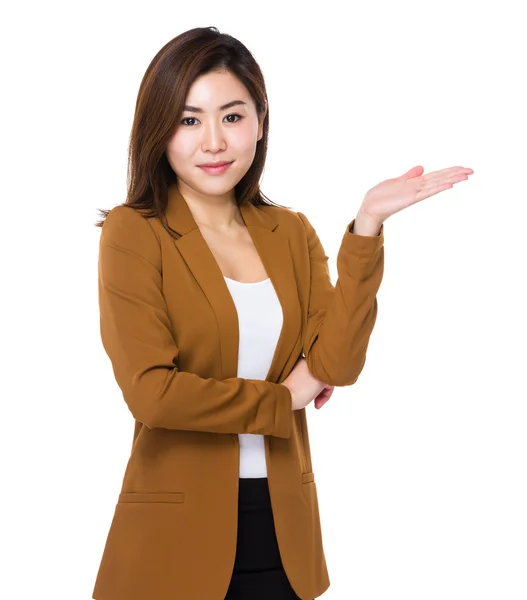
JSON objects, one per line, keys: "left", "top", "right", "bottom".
{"left": 186, "top": 179, "right": 237, "bottom": 198}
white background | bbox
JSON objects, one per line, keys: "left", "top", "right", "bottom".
{"left": 2, "top": 1, "right": 526, "bottom": 598}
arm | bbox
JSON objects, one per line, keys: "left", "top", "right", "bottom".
{"left": 297, "top": 211, "right": 384, "bottom": 387}
{"left": 98, "top": 206, "right": 292, "bottom": 437}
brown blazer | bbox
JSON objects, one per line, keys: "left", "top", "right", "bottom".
{"left": 92, "top": 183, "right": 385, "bottom": 600}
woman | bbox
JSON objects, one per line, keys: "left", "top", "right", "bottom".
{"left": 91, "top": 27, "right": 473, "bottom": 600}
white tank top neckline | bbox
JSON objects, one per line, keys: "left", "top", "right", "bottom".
{"left": 223, "top": 275, "right": 271, "bottom": 285}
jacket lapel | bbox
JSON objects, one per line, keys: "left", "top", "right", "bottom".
{"left": 163, "top": 183, "right": 302, "bottom": 383}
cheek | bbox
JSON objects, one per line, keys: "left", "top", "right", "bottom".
{"left": 166, "top": 132, "right": 195, "bottom": 164}
{"left": 230, "top": 126, "right": 259, "bottom": 157}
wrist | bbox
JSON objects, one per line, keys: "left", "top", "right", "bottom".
{"left": 352, "top": 209, "right": 382, "bottom": 237}
{"left": 281, "top": 382, "right": 297, "bottom": 411}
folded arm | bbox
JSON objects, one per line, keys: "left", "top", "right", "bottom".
{"left": 98, "top": 206, "right": 292, "bottom": 437}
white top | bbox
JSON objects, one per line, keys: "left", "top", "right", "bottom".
{"left": 223, "top": 275, "right": 283, "bottom": 478}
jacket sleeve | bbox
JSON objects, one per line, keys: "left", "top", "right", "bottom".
{"left": 296, "top": 211, "right": 385, "bottom": 387}
{"left": 97, "top": 206, "right": 292, "bottom": 437}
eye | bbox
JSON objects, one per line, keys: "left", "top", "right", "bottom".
{"left": 180, "top": 116, "right": 199, "bottom": 127}
{"left": 225, "top": 113, "right": 243, "bottom": 123}
{"left": 180, "top": 113, "right": 244, "bottom": 126}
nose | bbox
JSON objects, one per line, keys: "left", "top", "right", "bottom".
{"left": 201, "top": 118, "right": 227, "bottom": 152}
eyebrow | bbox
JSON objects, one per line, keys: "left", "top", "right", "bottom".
{"left": 182, "top": 100, "right": 247, "bottom": 113}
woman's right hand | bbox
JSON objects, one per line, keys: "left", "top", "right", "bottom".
{"left": 282, "top": 356, "right": 331, "bottom": 411}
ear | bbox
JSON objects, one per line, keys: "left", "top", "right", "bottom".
{"left": 257, "top": 102, "right": 267, "bottom": 142}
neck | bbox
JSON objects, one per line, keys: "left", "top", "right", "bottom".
{"left": 176, "top": 181, "right": 243, "bottom": 229}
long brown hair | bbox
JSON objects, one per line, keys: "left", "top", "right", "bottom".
{"left": 94, "top": 26, "right": 291, "bottom": 234}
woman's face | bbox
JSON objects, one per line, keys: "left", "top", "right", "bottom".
{"left": 166, "top": 70, "right": 265, "bottom": 200}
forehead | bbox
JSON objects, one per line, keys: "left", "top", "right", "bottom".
{"left": 185, "top": 71, "right": 251, "bottom": 107}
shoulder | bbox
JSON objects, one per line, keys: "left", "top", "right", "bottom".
{"left": 102, "top": 205, "right": 159, "bottom": 238}
{"left": 102, "top": 204, "right": 153, "bottom": 229}
{"left": 100, "top": 205, "right": 161, "bottom": 267}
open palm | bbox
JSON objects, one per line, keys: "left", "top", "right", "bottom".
{"left": 362, "top": 165, "right": 474, "bottom": 224}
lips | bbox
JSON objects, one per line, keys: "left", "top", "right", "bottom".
{"left": 198, "top": 161, "right": 233, "bottom": 167}
{"left": 197, "top": 161, "right": 234, "bottom": 175}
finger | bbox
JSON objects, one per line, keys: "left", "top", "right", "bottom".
{"left": 314, "top": 394, "right": 326, "bottom": 409}
{"left": 415, "top": 171, "right": 471, "bottom": 201}
{"left": 396, "top": 165, "right": 424, "bottom": 181}
{"left": 424, "top": 174, "right": 472, "bottom": 191}
{"left": 315, "top": 398, "right": 329, "bottom": 409}
{"left": 423, "top": 172, "right": 470, "bottom": 192}
{"left": 314, "top": 387, "right": 334, "bottom": 409}
{"left": 415, "top": 182, "right": 455, "bottom": 201}
{"left": 422, "top": 167, "right": 473, "bottom": 184}
{"left": 319, "top": 394, "right": 332, "bottom": 407}
{"left": 314, "top": 390, "right": 329, "bottom": 404}
{"left": 422, "top": 173, "right": 470, "bottom": 193}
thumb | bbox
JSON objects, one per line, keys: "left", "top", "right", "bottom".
{"left": 396, "top": 165, "right": 424, "bottom": 181}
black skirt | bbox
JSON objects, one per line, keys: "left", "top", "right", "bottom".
{"left": 224, "top": 477, "right": 305, "bottom": 600}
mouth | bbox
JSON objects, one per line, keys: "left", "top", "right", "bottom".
{"left": 198, "top": 160, "right": 233, "bottom": 167}
{"left": 197, "top": 161, "right": 234, "bottom": 175}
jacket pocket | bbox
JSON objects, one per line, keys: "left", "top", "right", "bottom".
{"left": 118, "top": 492, "right": 185, "bottom": 503}
{"left": 302, "top": 472, "right": 315, "bottom": 484}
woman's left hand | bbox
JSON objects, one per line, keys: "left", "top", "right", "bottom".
{"left": 360, "top": 165, "right": 474, "bottom": 225}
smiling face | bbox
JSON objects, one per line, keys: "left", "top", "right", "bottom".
{"left": 166, "top": 69, "right": 265, "bottom": 201}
